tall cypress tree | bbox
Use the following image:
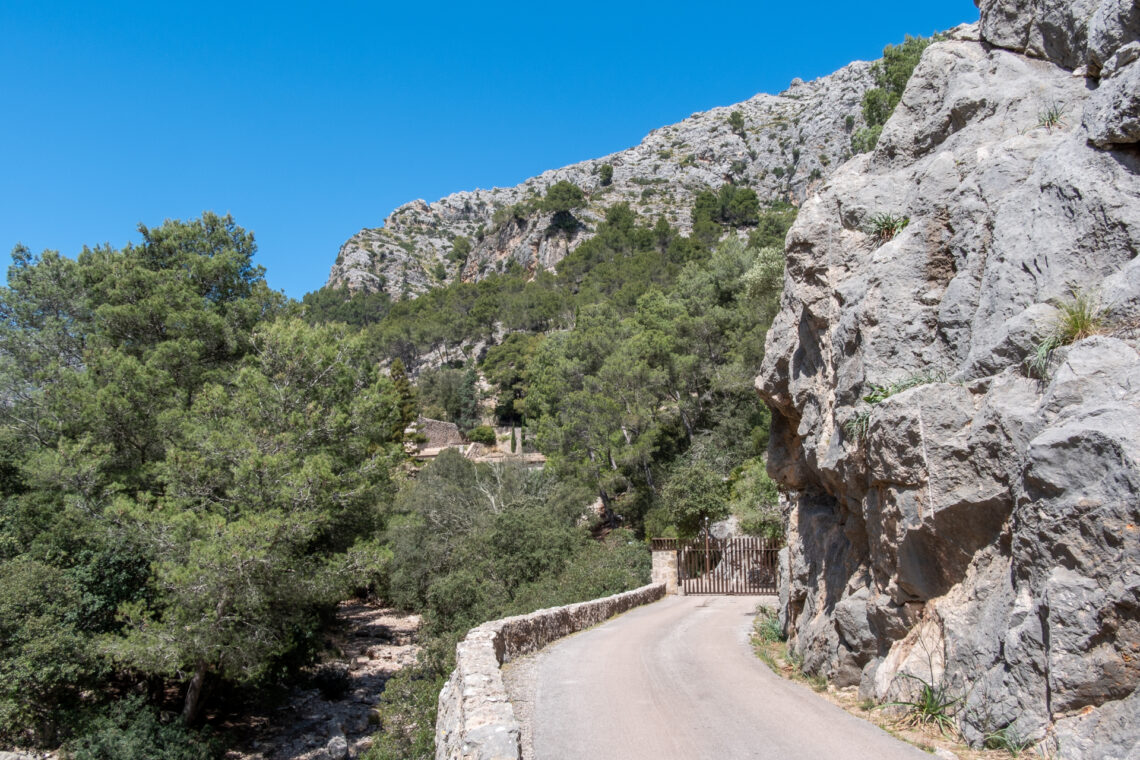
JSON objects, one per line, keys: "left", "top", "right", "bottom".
{"left": 389, "top": 358, "right": 418, "bottom": 436}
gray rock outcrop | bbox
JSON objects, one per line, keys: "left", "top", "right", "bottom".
{"left": 757, "top": 1, "right": 1139, "bottom": 756}
{"left": 326, "top": 64, "right": 876, "bottom": 299}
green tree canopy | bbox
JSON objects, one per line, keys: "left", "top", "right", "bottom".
{"left": 542, "top": 181, "right": 586, "bottom": 214}
{"left": 852, "top": 34, "right": 935, "bottom": 153}
{"left": 0, "top": 215, "right": 402, "bottom": 736}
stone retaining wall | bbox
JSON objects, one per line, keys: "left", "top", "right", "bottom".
{"left": 434, "top": 583, "right": 666, "bottom": 760}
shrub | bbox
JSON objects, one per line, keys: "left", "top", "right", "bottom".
{"left": 598, "top": 163, "right": 613, "bottom": 186}
{"left": 885, "top": 672, "right": 961, "bottom": 737}
{"left": 448, "top": 236, "right": 472, "bottom": 264}
{"left": 542, "top": 181, "right": 585, "bottom": 233}
{"left": 542, "top": 181, "right": 585, "bottom": 213}
{"left": 984, "top": 726, "right": 1033, "bottom": 756}
{"left": 0, "top": 556, "right": 102, "bottom": 746}
{"left": 363, "top": 667, "right": 442, "bottom": 760}
{"left": 68, "top": 696, "right": 222, "bottom": 760}
{"left": 491, "top": 200, "right": 537, "bottom": 230}
{"left": 663, "top": 459, "right": 729, "bottom": 537}
{"left": 728, "top": 110, "right": 746, "bottom": 136}
{"left": 852, "top": 34, "right": 935, "bottom": 152}
{"left": 465, "top": 425, "right": 496, "bottom": 446}
{"left": 753, "top": 607, "right": 785, "bottom": 644}
{"left": 851, "top": 125, "right": 882, "bottom": 154}
{"left": 866, "top": 212, "right": 909, "bottom": 244}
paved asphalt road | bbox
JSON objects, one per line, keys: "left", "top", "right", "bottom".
{"left": 528, "top": 595, "right": 930, "bottom": 760}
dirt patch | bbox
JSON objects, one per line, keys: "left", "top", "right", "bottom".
{"left": 224, "top": 601, "right": 420, "bottom": 760}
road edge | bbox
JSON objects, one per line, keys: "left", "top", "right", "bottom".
{"left": 434, "top": 583, "right": 666, "bottom": 760}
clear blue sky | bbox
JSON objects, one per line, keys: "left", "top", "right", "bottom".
{"left": 1, "top": 1, "right": 978, "bottom": 299}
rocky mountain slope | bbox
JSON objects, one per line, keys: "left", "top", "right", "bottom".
{"left": 326, "top": 63, "right": 875, "bottom": 298}
{"left": 757, "top": 0, "right": 1139, "bottom": 756}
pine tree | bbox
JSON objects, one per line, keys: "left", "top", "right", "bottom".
{"left": 389, "top": 358, "right": 418, "bottom": 436}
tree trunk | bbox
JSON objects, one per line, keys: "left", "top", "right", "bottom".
{"left": 598, "top": 488, "right": 617, "bottom": 530}
{"left": 679, "top": 407, "right": 694, "bottom": 442}
{"left": 620, "top": 424, "right": 633, "bottom": 445}
{"left": 643, "top": 460, "right": 657, "bottom": 494}
{"left": 182, "top": 660, "right": 209, "bottom": 724}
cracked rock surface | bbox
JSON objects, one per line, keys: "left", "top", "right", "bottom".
{"left": 757, "top": 1, "right": 1139, "bottom": 755}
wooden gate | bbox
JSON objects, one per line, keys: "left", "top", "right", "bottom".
{"left": 653, "top": 536, "right": 780, "bottom": 595}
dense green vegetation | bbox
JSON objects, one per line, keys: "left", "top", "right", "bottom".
{"left": 851, "top": 34, "right": 935, "bottom": 153}
{"left": 0, "top": 215, "right": 411, "bottom": 754}
{"left": 1, "top": 181, "right": 792, "bottom": 758}
{"left": 353, "top": 192, "right": 792, "bottom": 758}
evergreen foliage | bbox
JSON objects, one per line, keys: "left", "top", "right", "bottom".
{"left": 851, "top": 34, "right": 935, "bottom": 153}
{"left": 3, "top": 188, "right": 798, "bottom": 755}
{"left": 542, "top": 180, "right": 587, "bottom": 233}
{"left": 448, "top": 236, "right": 472, "bottom": 265}
{"left": 302, "top": 285, "right": 392, "bottom": 326}
{"left": 728, "top": 110, "right": 746, "bottom": 136}
{"left": 0, "top": 215, "right": 401, "bottom": 744}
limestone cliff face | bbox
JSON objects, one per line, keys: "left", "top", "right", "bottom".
{"left": 757, "top": 2, "right": 1139, "bottom": 755}
{"left": 326, "top": 63, "right": 875, "bottom": 298}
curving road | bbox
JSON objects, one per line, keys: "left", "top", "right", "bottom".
{"left": 520, "top": 595, "right": 929, "bottom": 760}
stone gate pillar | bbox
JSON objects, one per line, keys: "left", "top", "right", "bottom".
{"left": 650, "top": 539, "right": 680, "bottom": 595}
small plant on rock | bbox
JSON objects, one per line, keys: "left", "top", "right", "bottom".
{"left": 866, "top": 212, "right": 910, "bottom": 244}
{"left": 1036, "top": 102, "right": 1067, "bottom": 132}
{"left": 862, "top": 371, "right": 947, "bottom": 404}
{"left": 843, "top": 371, "right": 946, "bottom": 443}
{"left": 1025, "top": 288, "right": 1109, "bottom": 379}
{"left": 885, "top": 672, "right": 962, "bottom": 737}
{"left": 843, "top": 409, "right": 873, "bottom": 441}
{"left": 984, "top": 726, "right": 1034, "bottom": 757}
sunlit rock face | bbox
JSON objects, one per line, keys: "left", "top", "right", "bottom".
{"left": 325, "top": 62, "right": 877, "bottom": 299}
{"left": 756, "top": 1, "right": 1140, "bottom": 754}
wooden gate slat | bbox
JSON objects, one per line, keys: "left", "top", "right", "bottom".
{"left": 673, "top": 534, "right": 780, "bottom": 596}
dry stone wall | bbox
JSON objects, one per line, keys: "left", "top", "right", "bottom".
{"left": 756, "top": 1, "right": 1139, "bottom": 756}
{"left": 435, "top": 583, "right": 665, "bottom": 760}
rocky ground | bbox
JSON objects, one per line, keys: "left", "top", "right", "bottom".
{"left": 225, "top": 602, "right": 420, "bottom": 760}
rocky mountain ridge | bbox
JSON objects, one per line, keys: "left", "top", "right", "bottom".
{"left": 757, "top": 0, "right": 1139, "bottom": 756}
{"left": 325, "top": 61, "right": 878, "bottom": 298}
